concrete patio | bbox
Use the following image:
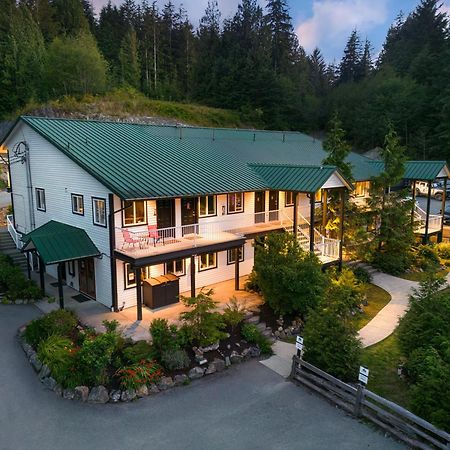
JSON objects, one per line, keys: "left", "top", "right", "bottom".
{"left": 31, "top": 271, "right": 262, "bottom": 341}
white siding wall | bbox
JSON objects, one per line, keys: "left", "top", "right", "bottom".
{"left": 6, "top": 124, "right": 113, "bottom": 308}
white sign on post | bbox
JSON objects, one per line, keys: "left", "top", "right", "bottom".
{"left": 295, "top": 336, "right": 304, "bottom": 351}
{"left": 358, "top": 366, "right": 369, "bottom": 385}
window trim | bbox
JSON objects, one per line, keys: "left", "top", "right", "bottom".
{"left": 227, "top": 246, "right": 245, "bottom": 265}
{"left": 355, "top": 181, "right": 370, "bottom": 198}
{"left": 198, "top": 195, "right": 217, "bottom": 218}
{"left": 165, "top": 259, "right": 186, "bottom": 277}
{"left": 227, "top": 192, "right": 244, "bottom": 214}
{"left": 285, "top": 191, "right": 294, "bottom": 207}
{"left": 68, "top": 260, "right": 75, "bottom": 276}
{"left": 198, "top": 252, "right": 218, "bottom": 272}
{"left": 92, "top": 197, "right": 107, "bottom": 228}
{"left": 124, "top": 263, "right": 152, "bottom": 289}
{"left": 122, "top": 200, "right": 148, "bottom": 227}
{"left": 71, "top": 193, "right": 84, "bottom": 216}
{"left": 35, "top": 188, "right": 46, "bottom": 212}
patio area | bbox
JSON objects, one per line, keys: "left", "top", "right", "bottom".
{"left": 32, "top": 271, "right": 263, "bottom": 342}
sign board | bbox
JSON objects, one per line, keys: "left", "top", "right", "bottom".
{"left": 295, "top": 336, "right": 304, "bottom": 351}
{"left": 358, "top": 366, "right": 369, "bottom": 385}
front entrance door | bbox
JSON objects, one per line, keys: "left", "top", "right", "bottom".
{"left": 181, "top": 197, "right": 198, "bottom": 235}
{"left": 268, "top": 191, "right": 279, "bottom": 221}
{"left": 157, "top": 199, "right": 175, "bottom": 238}
{"left": 255, "top": 191, "right": 266, "bottom": 223}
{"left": 78, "top": 258, "right": 96, "bottom": 299}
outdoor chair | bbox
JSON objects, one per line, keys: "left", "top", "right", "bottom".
{"left": 147, "top": 224, "right": 164, "bottom": 247}
{"left": 121, "top": 229, "right": 141, "bottom": 249}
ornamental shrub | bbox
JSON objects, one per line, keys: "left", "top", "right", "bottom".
{"left": 149, "top": 318, "right": 179, "bottom": 361}
{"left": 352, "top": 266, "right": 372, "bottom": 285}
{"left": 161, "top": 348, "right": 190, "bottom": 371}
{"left": 116, "top": 360, "right": 163, "bottom": 390}
{"left": 222, "top": 297, "right": 246, "bottom": 332}
{"left": 123, "top": 341, "right": 154, "bottom": 364}
{"left": 241, "top": 323, "right": 273, "bottom": 355}
{"left": 413, "top": 245, "right": 440, "bottom": 272}
{"left": 436, "top": 242, "right": 450, "bottom": 260}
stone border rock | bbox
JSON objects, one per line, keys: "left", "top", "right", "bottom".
{"left": 1, "top": 297, "right": 38, "bottom": 305}
{"left": 16, "top": 324, "right": 263, "bottom": 405}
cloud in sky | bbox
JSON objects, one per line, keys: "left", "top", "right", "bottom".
{"left": 296, "top": 0, "right": 389, "bottom": 59}
{"left": 440, "top": 3, "right": 450, "bottom": 16}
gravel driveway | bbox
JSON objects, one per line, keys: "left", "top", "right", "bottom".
{"left": 0, "top": 305, "right": 404, "bottom": 450}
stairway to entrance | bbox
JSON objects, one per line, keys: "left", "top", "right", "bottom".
{"left": 0, "top": 228, "right": 28, "bottom": 271}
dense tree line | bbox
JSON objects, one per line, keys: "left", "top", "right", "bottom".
{"left": 0, "top": 0, "right": 449, "bottom": 160}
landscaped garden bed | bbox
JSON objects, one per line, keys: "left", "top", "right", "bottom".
{"left": 18, "top": 290, "right": 273, "bottom": 404}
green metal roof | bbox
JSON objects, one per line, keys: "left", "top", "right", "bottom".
{"left": 249, "top": 164, "right": 351, "bottom": 193}
{"left": 22, "top": 221, "right": 100, "bottom": 265}
{"left": 368, "top": 160, "right": 449, "bottom": 181}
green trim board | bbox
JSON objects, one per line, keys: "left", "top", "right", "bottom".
{"left": 22, "top": 220, "right": 101, "bottom": 265}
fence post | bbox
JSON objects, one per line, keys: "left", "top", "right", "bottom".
{"left": 289, "top": 355, "right": 299, "bottom": 380}
{"left": 354, "top": 384, "right": 365, "bottom": 418}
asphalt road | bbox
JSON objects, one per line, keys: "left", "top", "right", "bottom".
{"left": 0, "top": 305, "right": 404, "bottom": 450}
{"left": 416, "top": 195, "right": 447, "bottom": 215}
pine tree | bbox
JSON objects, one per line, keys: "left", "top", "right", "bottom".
{"left": 52, "top": 0, "right": 89, "bottom": 36}
{"left": 119, "top": 28, "right": 140, "bottom": 89}
{"left": 339, "top": 29, "right": 362, "bottom": 83}
{"left": 357, "top": 39, "right": 373, "bottom": 80}
{"left": 308, "top": 48, "right": 328, "bottom": 95}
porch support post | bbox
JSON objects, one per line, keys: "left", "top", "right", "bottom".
{"left": 293, "top": 192, "right": 298, "bottom": 237}
{"left": 411, "top": 180, "right": 416, "bottom": 226}
{"left": 135, "top": 267, "right": 142, "bottom": 321}
{"left": 57, "top": 262, "right": 64, "bottom": 309}
{"left": 309, "top": 193, "right": 315, "bottom": 253}
{"left": 39, "top": 255, "right": 45, "bottom": 297}
{"left": 234, "top": 248, "right": 240, "bottom": 291}
{"left": 108, "top": 194, "right": 118, "bottom": 312}
{"left": 322, "top": 189, "right": 328, "bottom": 233}
{"left": 424, "top": 181, "right": 432, "bottom": 244}
{"left": 439, "top": 177, "right": 447, "bottom": 243}
{"left": 339, "top": 188, "right": 345, "bottom": 271}
{"left": 26, "top": 252, "right": 31, "bottom": 280}
{"left": 190, "top": 255, "right": 196, "bottom": 297}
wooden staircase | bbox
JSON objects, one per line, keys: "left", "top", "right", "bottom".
{"left": 0, "top": 228, "right": 28, "bottom": 271}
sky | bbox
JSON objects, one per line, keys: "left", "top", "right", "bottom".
{"left": 92, "top": 0, "right": 450, "bottom": 62}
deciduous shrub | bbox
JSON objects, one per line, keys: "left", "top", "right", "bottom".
{"left": 352, "top": 266, "right": 372, "bottom": 285}
{"left": 116, "top": 360, "right": 163, "bottom": 390}
{"left": 241, "top": 323, "right": 273, "bottom": 355}
{"left": 123, "top": 341, "right": 154, "bottom": 364}
{"left": 222, "top": 297, "right": 246, "bottom": 331}
{"left": 149, "top": 318, "right": 179, "bottom": 361}
{"left": 161, "top": 348, "right": 190, "bottom": 371}
{"left": 244, "top": 270, "right": 260, "bottom": 293}
{"left": 413, "top": 245, "right": 440, "bottom": 272}
{"left": 436, "top": 242, "right": 450, "bottom": 260}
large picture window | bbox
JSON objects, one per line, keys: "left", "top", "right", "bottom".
{"left": 123, "top": 200, "right": 147, "bottom": 226}
{"left": 227, "top": 246, "right": 244, "bottom": 265}
{"left": 71, "top": 194, "right": 84, "bottom": 215}
{"left": 35, "top": 188, "right": 46, "bottom": 211}
{"left": 285, "top": 191, "right": 294, "bottom": 207}
{"left": 227, "top": 192, "right": 244, "bottom": 214}
{"left": 92, "top": 197, "right": 106, "bottom": 227}
{"left": 199, "top": 252, "right": 217, "bottom": 271}
{"left": 198, "top": 195, "right": 216, "bottom": 217}
{"left": 165, "top": 259, "right": 185, "bottom": 277}
{"left": 355, "top": 181, "right": 370, "bottom": 197}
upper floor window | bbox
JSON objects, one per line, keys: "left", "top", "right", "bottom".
{"left": 92, "top": 197, "right": 106, "bottom": 227}
{"left": 35, "top": 188, "right": 46, "bottom": 211}
{"left": 285, "top": 191, "right": 294, "bottom": 207}
{"left": 198, "top": 195, "right": 216, "bottom": 217}
{"left": 123, "top": 200, "right": 147, "bottom": 226}
{"left": 227, "top": 192, "right": 244, "bottom": 214}
{"left": 166, "top": 259, "right": 185, "bottom": 277}
{"left": 199, "top": 252, "right": 217, "bottom": 271}
{"left": 355, "top": 181, "right": 370, "bottom": 197}
{"left": 71, "top": 194, "right": 84, "bottom": 215}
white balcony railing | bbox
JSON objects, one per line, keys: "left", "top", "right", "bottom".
{"left": 414, "top": 204, "right": 442, "bottom": 231}
{"left": 6, "top": 215, "right": 23, "bottom": 249}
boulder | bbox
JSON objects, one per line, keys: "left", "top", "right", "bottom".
{"left": 173, "top": 374, "right": 189, "bottom": 386}
{"left": 29, "top": 354, "right": 42, "bottom": 372}
{"left": 205, "top": 363, "right": 216, "bottom": 375}
{"left": 136, "top": 385, "right": 148, "bottom": 398}
{"left": 121, "top": 389, "right": 137, "bottom": 402}
{"left": 213, "top": 358, "right": 226, "bottom": 372}
{"left": 148, "top": 384, "right": 160, "bottom": 394}
{"left": 63, "top": 389, "right": 75, "bottom": 400}
{"left": 225, "top": 356, "right": 231, "bottom": 367}
{"left": 245, "top": 315, "right": 259, "bottom": 324}
{"left": 109, "top": 390, "right": 122, "bottom": 403}
{"left": 54, "top": 385, "right": 63, "bottom": 397}
{"left": 248, "top": 346, "right": 261, "bottom": 358}
{"left": 199, "top": 342, "right": 219, "bottom": 352}
{"left": 22, "top": 343, "right": 34, "bottom": 358}
{"left": 240, "top": 348, "right": 251, "bottom": 361}
{"left": 42, "top": 377, "right": 57, "bottom": 391}
{"left": 74, "top": 386, "right": 89, "bottom": 402}
{"left": 230, "top": 352, "right": 243, "bottom": 364}
{"left": 188, "top": 366, "right": 205, "bottom": 380}
{"left": 88, "top": 386, "right": 109, "bottom": 404}
{"left": 157, "top": 376, "right": 175, "bottom": 391}
{"left": 256, "top": 322, "right": 267, "bottom": 332}
{"left": 38, "top": 364, "right": 51, "bottom": 380}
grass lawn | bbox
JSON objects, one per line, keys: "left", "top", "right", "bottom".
{"left": 360, "top": 332, "right": 411, "bottom": 408}
{"left": 354, "top": 284, "right": 391, "bottom": 330}
{"left": 398, "top": 268, "right": 449, "bottom": 282}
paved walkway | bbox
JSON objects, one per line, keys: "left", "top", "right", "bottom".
{"left": 0, "top": 304, "right": 404, "bottom": 450}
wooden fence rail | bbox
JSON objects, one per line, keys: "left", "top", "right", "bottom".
{"left": 289, "top": 356, "right": 450, "bottom": 450}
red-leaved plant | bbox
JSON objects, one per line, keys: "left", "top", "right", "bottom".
{"left": 116, "top": 360, "right": 163, "bottom": 390}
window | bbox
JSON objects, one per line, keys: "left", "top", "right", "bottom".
{"left": 227, "top": 246, "right": 244, "bottom": 265}
{"left": 92, "top": 197, "right": 106, "bottom": 227}
{"left": 68, "top": 261, "right": 75, "bottom": 276}
{"left": 124, "top": 263, "right": 150, "bottom": 289}
{"left": 35, "top": 188, "right": 46, "bottom": 211}
{"left": 315, "top": 190, "right": 322, "bottom": 202}
{"left": 285, "top": 191, "right": 294, "bottom": 207}
{"left": 227, "top": 192, "right": 244, "bottom": 214}
{"left": 198, "top": 195, "right": 216, "bottom": 217}
{"left": 199, "top": 252, "right": 217, "bottom": 271}
{"left": 123, "top": 200, "right": 147, "bottom": 226}
{"left": 355, "top": 181, "right": 370, "bottom": 197}
{"left": 166, "top": 259, "right": 185, "bottom": 276}
{"left": 71, "top": 194, "right": 84, "bottom": 215}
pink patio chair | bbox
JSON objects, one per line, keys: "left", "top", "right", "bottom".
{"left": 121, "top": 229, "right": 141, "bottom": 249}
{"left": 148, "top": 225, "right": 164, "bottom": 247}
